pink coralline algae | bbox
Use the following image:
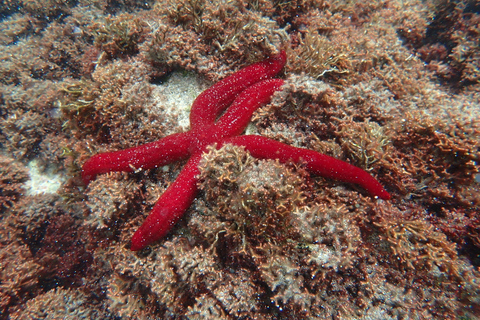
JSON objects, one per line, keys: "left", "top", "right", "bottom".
{"left": 81, "top": 50, "right": 390, "bottom": 251}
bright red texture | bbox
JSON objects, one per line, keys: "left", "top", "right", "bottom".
{"left": 81, "top": 50, "right": 390, "bottom": 251}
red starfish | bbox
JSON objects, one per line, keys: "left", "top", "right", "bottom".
{"left": 82, "top": 51, "right": 390, "bottom": 251}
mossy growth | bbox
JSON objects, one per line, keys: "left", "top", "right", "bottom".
{"left": 375, "top": 218, "right": 463, "bottom": 280}
{"left": 156, "top": 0, "right": 287, "bottom": 63}
{"left": 197, "top": 144, "right": 306, "bottom": 245}
{"left": 93, "top": 13, "right": 148, "bottom": 59}
{"left": 58, "top": 80, "right": 98, "bottom": 133}
{"left": 164, "top": 0, "right": 205, "bottom": 33}
{"left": 337, "top": 119, "right": 390, "bottom": 170}
{"left": 288, "top": 29, "right": 351, "bottom": 79}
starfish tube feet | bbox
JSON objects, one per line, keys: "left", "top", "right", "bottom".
{"left": 227, "top": 135, "right": 391, "bottom": 200}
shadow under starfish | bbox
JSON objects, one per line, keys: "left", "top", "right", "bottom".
{"left": 81, "top": 50, "right": 390, "bottom": 251}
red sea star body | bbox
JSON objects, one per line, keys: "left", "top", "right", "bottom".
{"left": 81, "top": 51, "right": 390, "bottom": 251}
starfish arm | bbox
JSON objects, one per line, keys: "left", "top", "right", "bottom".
{"left": 189, "top": 50, "right": 286, "bottom": 128}
{"left": 130, "top": 152, "right": 202, "bottom": 251}
{"left": 82, "top": 132, "right": 193, "bottom": 185}
{"left": 215, "top": 78, "right": 284, "bottom": 137}
{"left": 226, "top": 135, "right": 391, "bottom": 200}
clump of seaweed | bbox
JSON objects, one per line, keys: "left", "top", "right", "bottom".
{"left": 0, "top": 156, "right": 28, "bottom": 210}
{"left": 59, "top": 57, "right": 155, "bottom": 143}
{"left": 0, "top": 13, "right": 43, "bottom": 45}
{"left": 9, "top": 287, "right": 103, "bottom": 319}
{"left": 163, "top": 0, "right": 287, "bottom": 56}
{"left": 399, "top": 0, "right": 480, "bottom": 88}
{"left": 197, "top": 144, "right": 306, "bottom": 245}
{"left": 0, "top": 0, "right": 76, "bottom": 22}
{"left": 288, "top": 29, "right": 351, "bottom": 79}
{"left": 58, "top": 80, "right": 96, "bottom": 131}
{"left": 0, "top": 110, "right": 44, "bottom": 160}
{"left": 371, "top": 202, "right": 480, "bottom": 314}
{"left": 84, "top": 172, "right": 143, "bottom": 229}
{"left": 291, "top": 203, "right": 363, "bottom": 271}
{"left": 253, "top": 73, "right": 339, "bottom": 149}
{"left": 375, "top": 216, "right": 460, "bottom": 277}
{"left": 0, "top": 230, "right": 44, "bottom": 315}
{"left": 337, "top": 118, "right": 390, "bottom": 170}
{"left": 146, "top": 0, "right": 287, "bottom": 80}
{"left": 93, "top": 13, "right": 149, "bottom": 59}
{"left": 0, "top": 0, "right": 480, "bottom": 319}
{"left": 0, "top": 193, "right": 96, "bottom": 315}
{"left": 388, "top": 110, "right": 479, "bottom": 196}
